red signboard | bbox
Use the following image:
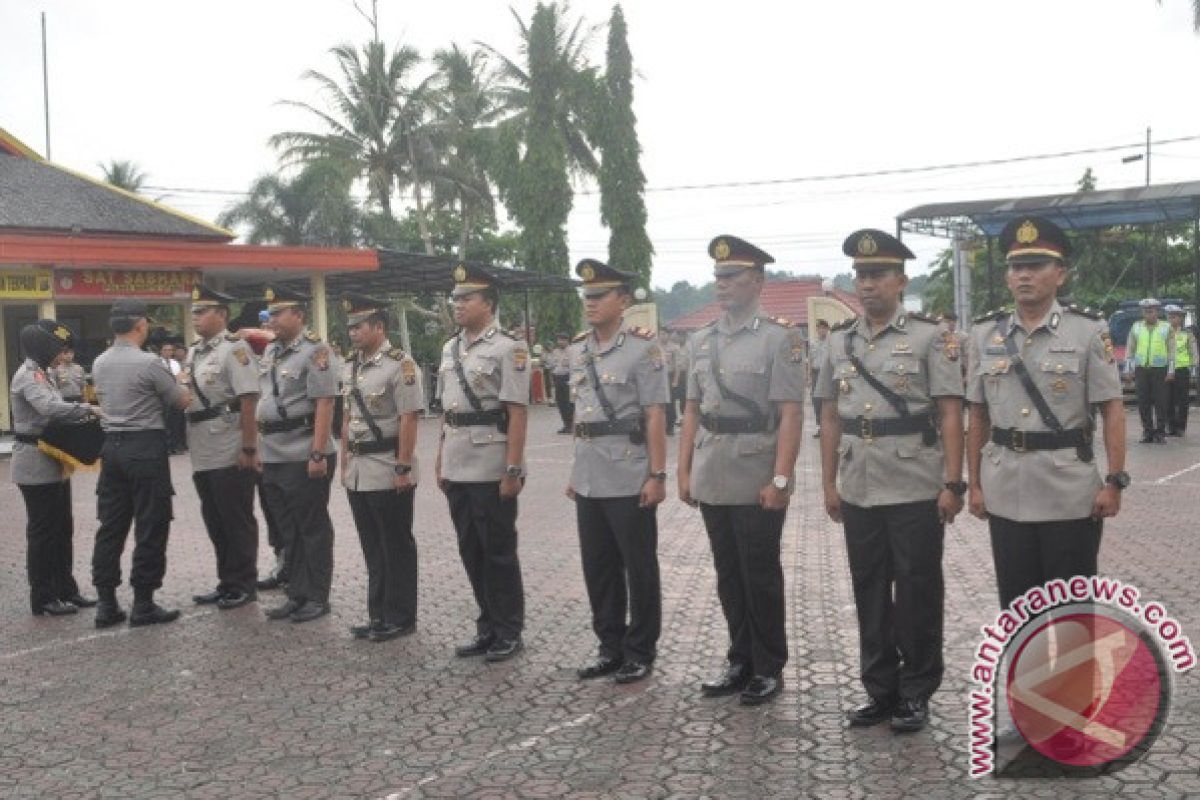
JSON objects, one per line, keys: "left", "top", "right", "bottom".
{"left": 54, "top": 269, "right": 197, "bottom": 298}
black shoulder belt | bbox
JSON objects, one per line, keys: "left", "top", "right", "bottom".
{"left": 583, "top": 338, "right": 644, "bottom": 444}
{"left": 844, "top": 330, "right": 936, "bottom": 445}
{"left": 710, "top": 329, "right": 768, "bottom": 430}
{"left": 348, "top": 359, "right": 384, "bottom": 445}
{"left": 452, "top": 336, "right": 508, "bottom": 433}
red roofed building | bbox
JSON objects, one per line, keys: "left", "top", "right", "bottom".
{"left": 666, "top": 279, "right": 862, "bottom": 333}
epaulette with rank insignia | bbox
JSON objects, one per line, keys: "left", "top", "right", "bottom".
{"left": 303, "top": 330, "right": 321, "bottom": 343}
{"left": 387, "top": 347, "right": 407, "bottom": 361}
{"left": 1065, "top": 304, "right": 1102, "bottom": 321}
{"left": 906, "top": 311, "right": 938, "bottom": 325}
{"left": 223, "top": 333, "right": 240, "bottom": 342}
{"left": 831, "top": 317, "right": 856, "bottom": 332}
{"left": 498, "top": 330, "right": 519, "bottom": 341}
{"left": 571, "top": 331, "right": 588, "bottom": 344}
{"left": 628, "top": 325, "right": 654, "bottom": 340}
{"left": 765, "top": 315, "right": 793, "bottom": 328}
{"left": 973, "top": 308, "right": 1009, "bottom": 325}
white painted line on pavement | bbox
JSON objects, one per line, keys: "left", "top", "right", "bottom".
{"left": 0, "top": 608, "right": 218, "bottom": 661}
{"left": 1154, "top": 459, "right": 1200, "bottom": 485}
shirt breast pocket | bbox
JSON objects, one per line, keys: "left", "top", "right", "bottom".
{"left": 834, "top": 360, "right": 861, "bottom": 396}
{"left": 1039, "top": 355, "right": 1081, "bottom": 404}
{"left": 726, "top": 362, "right": 767, "bottom": 397}
{"left": 981, "top": 358, "right": 1011, "bottom": 405}
{"left": 883, "top": 357, "right": 924, "bottom": 396}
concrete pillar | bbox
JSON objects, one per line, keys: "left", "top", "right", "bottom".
{"left": 0, "top": 304, "right": 10, "bottom": 429}
{"left": 310, "top": 273, "right": 329, "bottom": 341}
{"left": 38, "top": 298, "right": 56, "bottom": 319}
{"left": 182, "top": 303, "right": 196, "bottom": 344}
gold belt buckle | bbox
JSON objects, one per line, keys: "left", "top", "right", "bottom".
{"left": 1011, "top": 429, "right": 1026, "bottom": 452}
{"left": 860, "top": 417, "right": 874, "bottom": 441}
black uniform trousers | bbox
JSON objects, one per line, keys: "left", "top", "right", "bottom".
{"left": 260, "top": 455, "right": 336, "bottom": 605}
{"left": 19, "top": 480, "right": 81, "bottom": 609}
{"left": 258, "top": 475, "right": 283, "bottom": 557}
{"left": 445, "top": 481, "right": 525, "bottom": 641}
{"left": 1169, "top": 367, "right": 1192, "bottom": 433}
{"left": 841, "top": 500, "right": 945, "bottom": 704}
{"left": 92, "top": 430, "right": 174, "bottom": 592}
{"left": 988, "top": 514, "right": 1102, "bottom": 609}
{"left": 347, "top": 488, "right": 418, "bottom": 627}
{"left": 699, "top": 503, "right": 788, "bottom": 678}
{"left": 193, "top": 465, "right": 259, "bottom": 595}
{"left": 810, "top": 369, "right": 822, "bottom": 428}
{"left": 1135, "top": 366, "right": 1170, "bottom": 436}
{"left": 553, "top": 375, "right": 574, "bottom": 429}
{"left": 575, "top": 494, "right": 662, "bottom": 664}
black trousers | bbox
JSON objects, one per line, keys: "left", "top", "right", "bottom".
{"left": 193, "top": 465, "right": 259, "bottom": 595}
{"left": 811, "top": 370, "right": 822, "bottom": 427}
{"left": 19, "top": 481, "right": 81, "bottom": 609}
{"left": 1169, "top": 368, "right": 1192, "bottom": 433}
{"left": 1135, "top": 366, "right": 1170, "bottom": 436}
{"left": 553, "top": 375, "right": 574, "bottom": 429}
{"left": 347, "top": 488, "right": 418, "bottom": 627}
{"left": 699, "top": 503, "right": 788, "bottom": 677}
{"left": 92, "top": 430, "right": 174, "bottom": 593}
{"left": 988, "top": 514, "right": 1102, "bottom": 608}
{"left": 260, "top": 456, "right": 336, "bottom": 605}
{"left": 841, "top": 500, "right": 945, "bottom": 704}
{"left": 575, "top": 495, "right": 662, "bottom": 663}
{"left": 166, "top": 407, "right": 187, "bottom": 452}
{"left": 258, "top": 475, "right": 283, "bottom": 557}
{"left": 445, "top": 481, "right": 524, "bottom": 641}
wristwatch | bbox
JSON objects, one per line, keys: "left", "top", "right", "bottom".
{"left": 1105, "top": 471, "right": 1131, "bottom": 490}
{"left": 772, "top": 475, "right": 790, "bottom": 491}
{"left": 505, "top": 464, "right": 524, "bottom": 478}
{"left": 650, "top": 470, "right": 667, "bottom": 482}
{"left": 309, "top": 451, "right": 325, "bottom": 463}
{"left": 394, "top": 463, "right": 412, "bottom": 476}
{"left": 944, "top": 481, "right": 968, "bottom": 497}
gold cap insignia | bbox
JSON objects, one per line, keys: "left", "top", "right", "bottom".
{"left": 341, "top": 299, "right": 352, "bottom": 312}
{"left": 53, "top": 325, "right": 70, "bottom": 341}
{"left": 857, "top": 234, "right": 878, "bottom": 256}
{"left": 191, "top": 288, "right": 201, "bottom": 301}
{"left": 264, "top": 288, "right": 275, "bottom": 302}
{"left": 580, "top": 264, "right": 596, "bottom": 282}
{"left": 1016, "top": 220, "right": 1039, "bottom": 244}
{"left": 714, "top": 239, "right": 731, "bottom": 260}
{"left": 453, "top": 265, "right": 468, "bottom": 283}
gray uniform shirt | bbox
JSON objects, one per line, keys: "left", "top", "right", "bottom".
{"left": 437, "top": 326, "right": 530, "bottom": 482}
{"left": 10, "top": 359, "right": 94, "bottom": 485}
{"left": 184, "top": 333, "right": 260, "bottom": 472}
{"left": 342, "top": 343, "right": 426, "bottom": 492}
{"left": 569, "top": 322, "right": 671, "bottom": 498}
{"left": 256, "top": 331, "right": 340, "bottom": 464}
{"left": 686, "top": 306, "right": 807, "bottom": 505}
{"left": 966, "top": 301, "right": 1122, "bottom": 522}
{"left": 814, "top": 308, "right": 964, "bottom": 507}
{"left": 51, "top": 363, "right": 86, "bottom": 398}
{"left": 809, "top": 336, "right": 828, "bottom": 377}
{"left": 548, "top": 346, "right": 572, "bottom": 377}
{"left": 93, "top": 340, "right": 184, "bottom": 431}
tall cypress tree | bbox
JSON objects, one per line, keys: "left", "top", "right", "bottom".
{"left": 599, "top": 5, "right": 652, "bottom": 282}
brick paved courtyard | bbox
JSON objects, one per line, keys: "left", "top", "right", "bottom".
{"left": 0, "top": 405, "right": 1196, "bottom": 799}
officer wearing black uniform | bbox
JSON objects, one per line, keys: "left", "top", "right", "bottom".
{"left": 91, "top": 299, "right": 193, "bottom": 628}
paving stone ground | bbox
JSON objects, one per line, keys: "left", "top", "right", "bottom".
{"left": 0, "top": 404, "right": 1196, "bottom": 799}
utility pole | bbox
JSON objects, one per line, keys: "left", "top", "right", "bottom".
{"left": 41, "top": 12, "right": 51, "bottom": 159}
{"left": 1145, "top": 126, "right": 1151, "bottom": 187}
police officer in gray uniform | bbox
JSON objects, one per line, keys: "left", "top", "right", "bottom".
{"left": 256, "top": 285, "right": 341, "bottom": 624}
{"left": 184, "top": 285, "right": 262, "bottom": 610}
{"left": 567, "top": 259, "right": 670, "bottom": 685}
{"left": 11, "top": 321, "right": 101, "bottom": 616}
{"left": 435, "top": 264, "right": 530, "bottom": 662}
{"left": 91, "top": 299, "right": 193, "bottom": 628}
{"left": 967, "top": 216, "right": 1128, "bottom": 607}
{"left": 678, "top": 235, "right": 807, "bottom": 706}
{"left": 51, "top": 348, "right": 86, "bottom": 402}
{"left": 816, "top": 229, "right": 965, "bottom": 733}
{"left": 340, "top": 293, "right": 425, "bottom": 642}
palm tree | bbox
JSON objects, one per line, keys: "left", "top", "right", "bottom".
{"left": 428, "top": 44, "right": 504, "bottom": 256}
{"left": 216, "top": 161, "right": 360, "bottom": 247}
{"left": 98, "top": 159, "right": 149, "bottom": 193}
{"left": 270, "top": 40, "right": 438, "bottom": 252}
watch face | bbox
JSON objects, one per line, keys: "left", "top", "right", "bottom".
{"left": 773, "top": 476, "right": 789, "bottom": 489}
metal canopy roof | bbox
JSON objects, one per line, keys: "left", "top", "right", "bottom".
{"left": 898, "top": 180, "right": 1200, "bottom": 239}
{"left": 227, "top": 249, "right": 580, "bottom": 297}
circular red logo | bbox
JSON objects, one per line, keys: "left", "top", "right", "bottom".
{"left": 1006, "top": 612, "right": 1163, "bottom": 767}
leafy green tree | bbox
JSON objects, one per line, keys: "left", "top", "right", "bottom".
{"left": 596, "top": 4, "right": 652, "bottom": 281}
{"left": 216, "top": 161, "right": 360, "bottom": 246}
{"left": 98, "top": 160, "right": 149, "bottom": 193}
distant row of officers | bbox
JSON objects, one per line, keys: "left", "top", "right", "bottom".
{"left": 9, "top": 215, "right": 1126, "bottom": 733}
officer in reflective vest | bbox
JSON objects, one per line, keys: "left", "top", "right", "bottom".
{"left": 1125, "top": 299, "right": 1174, "bottom": 443}
{"left": 1166, "top": 304, "right": 1198, "bottom": 436}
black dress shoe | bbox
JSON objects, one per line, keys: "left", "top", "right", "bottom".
{"left": 290, "top": 601, "right": 330, "bottom": 623}
{"left": 890, "top": 698, "right": 930, "bottom": 732}
{"left": 739, "top": 675, "right": 783, "bottom": 706}
{"left": 256, "top": 575, "right": 287, "bottom": 591}
{"left": 32, "top": 599, "right": 78, "bottom": 616}
{"left": 577, "top": 656, "right": 622, "bottom": 680}
{"left": 216, "top": 591, "right": 256, "bottom": 610}
{"left": 192, "top": 588, "right": 225, "bottom": 605}
{"left": 700, "top": 663, "right": 750, "bottom": 697}
{"left": 350, "top": 620, "right": 383, "bottom": 640}
{"left": 370, "top": 622, "right": 415, "bottom": 642}
{"left": 1140, "top": 434, "right": 1155, "bottom": 443}
{"left": 614, "top": 661, "right": 652, "bottom": 684}
{"left": 129, "top": 603, "right": 181, "bottom": 627}
{"left": 455, "top": 633, "right": 496, "bottom": 658}
{"left": 1154, "top": 432, "right": 1167, "bottom": 443}
{"left": 94, "top": 602, "right": 127, "bottom": 628}
{"left": 485, "top": 638, "right": 523, "bottom": 662}
{"left": 846, "top": 697, "right": 897, "bottom": 727}
{"left": 265, "top": 599, "right": 303, "bottom": 620}
{"left": 64, "top": 594, "right": 97, "bottom": 608}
